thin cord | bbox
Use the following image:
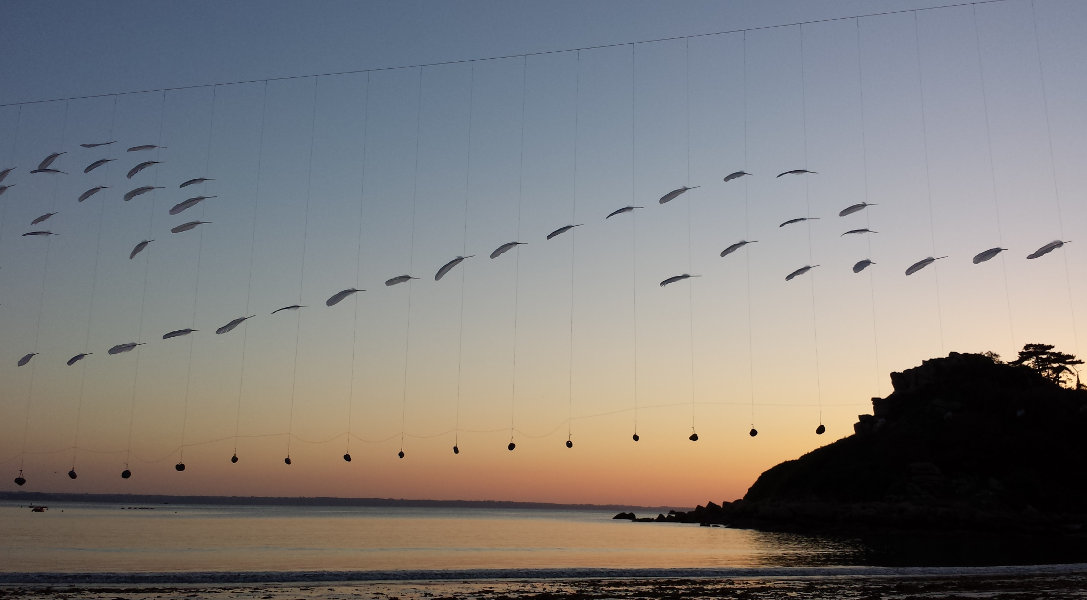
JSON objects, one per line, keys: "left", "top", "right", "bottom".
{"left": 1030, "top": 0, "right": 1079, "bottom": 355}
{"left": 971, "top": 4, "right": 1016, "bottom": 351}
{"left": 685, "top": 37, "right": 696, "bottom": 435}
{"left": 856, "top": 18, "right": 882, "bottom": 397}
{"left": 631, "top": 43, "right": 640, "bottom": 438}
{"left": 742, "top": 31, "right": 756, "bottom": 431}
{"left": 71, "top": 95, "right": 119, "bottom": 471}
{"left": 0, "top": 0, "right": 1014, "bottom": 109}
{"left": 16, "top": 100, "right": 68, "bottom": 476}
{"left": 232, "top": 80, "right": 269, "bottom": 459}
{"left": 400, "top": 66, "right": 424, "bottom": 454}
{"left": 178, "top": 85, "right": 217, "bottom": 463}
{"left": 455, "top": 65, "right": 475, "bottom": 451}
{"left": 286, "top": 75, "right": 321, "bottom": 461}
{"left": 799, "top": 25, "right": 824, "bottom": 428}
{"left": 914, "top": 12, "right": 946, "bottom": 354}
{"left": 346, "top": 72, "right": 371, "bottom": 456}
{"left": 124, "top": 90, "right": 168, "bottom": 469}
{"left": 509, "top": 56, "right": 528, "bottom": 445}
{"left": 567, "top": 51, "right": 581, "bottom": 443}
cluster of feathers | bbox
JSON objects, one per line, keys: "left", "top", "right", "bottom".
{"left": 4, "top": 155, "right": 1069, "bottom": 373}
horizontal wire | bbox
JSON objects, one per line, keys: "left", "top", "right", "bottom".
{"left": 0, "top": 0, "right": 1009, "bottom": 109}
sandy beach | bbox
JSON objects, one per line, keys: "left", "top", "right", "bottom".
{"left": 4, "top": 569, "right": 1087, "bottom": 600}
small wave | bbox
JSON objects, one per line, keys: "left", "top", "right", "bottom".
{"left": 3, "top": 564, "right": 1087, "bottom": 585}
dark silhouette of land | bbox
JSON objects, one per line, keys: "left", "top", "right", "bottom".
{"left": 619, "top": 349, "right": 1087, "bottom": 540}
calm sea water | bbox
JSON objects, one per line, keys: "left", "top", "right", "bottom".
{"left": 0, "top": 502, "right": 858, "bottom": 575}
{"left": 1, "top": 502, "right": 1083, "bottom": 584}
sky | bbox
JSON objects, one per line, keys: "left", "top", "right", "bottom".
{"left": 1, "top": 0, "right": 1085, "bottom": 508}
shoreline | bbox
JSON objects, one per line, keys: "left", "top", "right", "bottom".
{"left": 3, "top": 566, "right": 1087, "bottom": 600}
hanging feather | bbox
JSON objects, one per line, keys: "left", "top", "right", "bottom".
{"left": 660, "top": 274, "right": 699, "bottom": 287}
{"left": 853, "top": 259, "right": 875, "bottom": 273}
{"left": 128, "top": 144, "right": 164, "bottom": 152}
{"left": 80, "top": 141, "right": 115, "bottom": 148}
{"left": 30, "top": 167, "right": 66, "bottom": 175}
{"left": 1027, "top": 240, "right": 1069, "bottom": 260}
{"left": 786, "top": 265, "right": 819, "bottom": 281}
{"left": 905, "top": 256, "right": 947, "bottom": 276}
{"left": 168, "top": 196, "right": 216, "bottom": 215}
{"left": 776, "top": 169, "right": 817, "bottom": 177}
{"left": 126, "top": 160, "right": 160, "bottom": 179}
{"left": 326, "top": 288, "right": 363, "bottom": 307}
{"left": 435, "top": 255, "right": 473, "bottom": 281}
{"left": 779, "top": 217, "right": 818, "bottom": 228}
{"left": 22, "top": 231, "right": 56, "bottom": 237}
{"left": 107, "top": 342, "right": 144, "bottom": 355}
{"left": 723, "top": 170, "right": 751, "bottom": 182}
{"left": 385, "top": 275, "right": 418, "bottom": 286}
{"left": 605, "top": 205, "right": 642, "bottom": 219}
{"left": 0, "top": 167, "right": 15, "bottom": 183}
{"left": 839, "top": 202, "right": 876, "bottom": 217}
{"left": 30, "top": 212, "right": 56, "bottom": 225}
{"left": 216, "top": 315, "right": 255, "bottom": 335}
{"left": 124, "top": 186, "right": 162, "bottom": 202}
{"left": 162, "top": 328, "right": 197, "bottom": 339}
{"left": 658, "top": 185, "right": 699, "bottom": 204}
{"left": 170, "top": 220, "right": 210, "bottom": 234}
{"left": 78, "top": 186, "right": 108, "bottom": 202}
{"left": 129, "top": 240, "right": 152, "bottom": 259}
{"left": 972, "top": 247, "right": 1006, "bottom": 264}
{"left": 546, "top": 224, "right": 582, "bottom": 240}
{"left": 0, "top": 184, "right": 12, "bottom": 196}
{"left": 841, "top": 228, "right": 877, "bottom": 236}
{"left": 271, "top": 304, "right": 304, "bottom": 315}
{"left": 66, "top": 353, "right": 92, "bottom": 366}
{"left": 179, "top": 177, "right": 214, "bottom": 188}
{"left": 36, "top": 152, "right": 65, "bottom": 171}
{"left": 84, "top": 158, "right": 114, "bottom": 174}
{"left": 720, "top": 240, "right": 757, "bottom": 258}
{"left": 17, "top": 352, "right": 37, "bottom": 367}
{"left": 489, "top": 241, "right": 525, "bottom": 259}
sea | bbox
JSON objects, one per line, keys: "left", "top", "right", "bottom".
{"left": 1, "top": 500, "right": 1084, "bottom": 585}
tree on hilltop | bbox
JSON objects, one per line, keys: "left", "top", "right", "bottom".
{"left": 1010, "top": 343, "right": 1084, "bottom": 389}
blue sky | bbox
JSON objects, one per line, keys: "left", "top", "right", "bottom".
{"left": 1, "top": 0, "right": 1085, "bottom": 505}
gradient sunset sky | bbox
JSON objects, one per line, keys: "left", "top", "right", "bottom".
{"left": 1, "top": 0, "right": 1084, "bottom": 507}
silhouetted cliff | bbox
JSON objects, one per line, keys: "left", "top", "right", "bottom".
{"left": 659, "top": 352, "right": 1087, "bottom": 534}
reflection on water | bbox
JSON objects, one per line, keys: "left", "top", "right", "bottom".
{"left": 4, "top": 503, "right": 1081, "bottom": 574}
{"left": 0, "top": 503, "right": 864, "bottom": 573}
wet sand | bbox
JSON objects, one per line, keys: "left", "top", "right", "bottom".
{"left": 4, "top": 570, "right": 1087, "bottom": 600}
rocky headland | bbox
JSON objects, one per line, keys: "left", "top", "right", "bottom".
{"left": 617, "top": 352, "right": 1087, "bottom": 536}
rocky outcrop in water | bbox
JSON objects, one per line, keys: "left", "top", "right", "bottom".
{"left": 646, "top": 352, "right": 1087, "bottom": 534}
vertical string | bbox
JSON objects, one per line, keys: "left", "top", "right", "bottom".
{"left": 286, "top": 75, "right": 320, "bottom": 464}
{"left": 454, "top": 66, "right": 475, "bottom": 453}
{"left": 346, "top": 73, "right": 371, "bottom": 459}
{"left": 1030, "top": 0, "right": 1079, "bottom": 356}
{"left": 124, "top": 90, "right": 169, "bottom": 473}
{"left": 508, "top": 56, "right": 528, "bottom": 449}
{"left": 399, "top": 66, "right": 424, "bottom": 457}
{"left": 914, "top": 11, "right": 946, "bottom": 354}
{"left": 799, "top": 25, "right": 824, "bottom": 431}
{"left": 685, "top": 38, "right": 697, "bottom": 439}
{"left": 567, "top": 51, "right": 581, "bottom": 447}
{"left": 71, "top": 96, "right": 120, "bottom": 474}
{"left": 856, "top": 18, "right": 882, "bottom": 397}
{"left": 630, "top": 42, "right": 640, "bottom": 441}
{"left": 15, "top": 100, "right": 69, "bottom": 482}
{"left": 178, "top": 85, "right": 217, "bottom": 465}
{"left": 232, "top": 80, "right": 269, "bottom": 462}
{"left": 742, "top": 31, "right": 757, "bottom": 435}
{"left": 971, "top": 5, "right": 1016, "bottom": 351}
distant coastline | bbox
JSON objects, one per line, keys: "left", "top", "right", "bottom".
{"left": 0, "top": 491, "right": 680, "bottom": 514}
